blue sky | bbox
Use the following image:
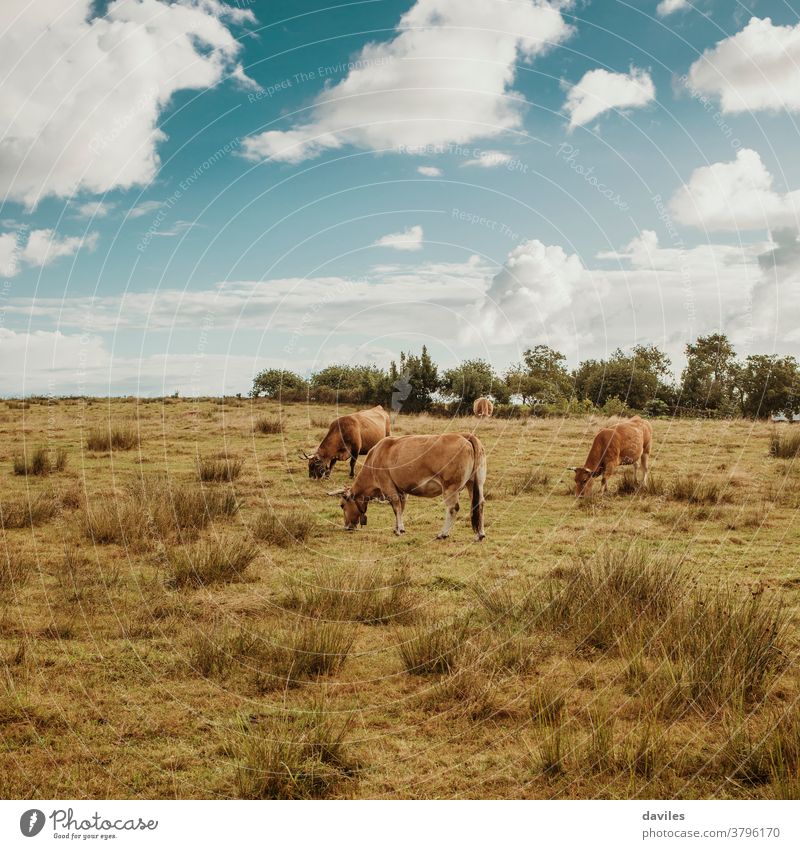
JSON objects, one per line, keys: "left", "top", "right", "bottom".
{"left": 1, "top": 0, "right": 800, "bottom": 395}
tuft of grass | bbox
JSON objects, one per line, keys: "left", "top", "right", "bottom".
{"left": 397, "top": 617, "right": 472, "bottom": 675}
{"left": 627, "top": 721, "right": 663, "bottom": 779}
{"left": 717, "top": 711, "right": 800, "bottom": 787}
{"left": 669, "top": 474, "right": 730, "bottom": 505}
{"left": 164, "top": 538, "right": 257, "bottom": 588}
{"left": 506, "top": 467, "right": 550, "bottom": 495}
{"left": 234, "top": 706, "right": 358, "bottom": 799}
{"left": 83, "top": 497, "right": 150, "bottom": 548}
{"left": 769, "top": 428, "right": 800, "bottom": 459}
{"left": 197, "top": 455, "right": 243, "bottom": 482}
{"left": 251, "top": 621, "right": 356, "bottom": 691}
{"left": 0, "top": 492, "right": 60, "bottom": 529}
{"left": 586, "top": 705, "right": 615, "bottom": 773}
{"left": 655, "top": 589, "right": 787, "bottom": 712}
{"left": 537, "top": 727, "right": 565, "bottom": 777}
{"left": 252, "top": 509, "right": 315, "bottom": 547}
{"left": 188, "top": 630, "right": 233, "bottom": 678}
{"left": 283, "top": 565, "right": 416, "bottom": 625}
{"left": 0, "top": 552, "right": 31, "bottom": 592}
{"left": 254, "top": 417, "right": 283, "bottom": 435}
{"left": 12, "top": 446, "right": 67, "bottom": 476}
{"left": 529, "top": 682, "right": 566, "bottom": 726}
{"left": 472, "top": 579, "right": 543, "bottom": 626}
{"left": 85, "top": 425, "right": 138, "bottom": 451}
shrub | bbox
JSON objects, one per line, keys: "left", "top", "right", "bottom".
{"left": 644, "top": 399, "right": 670, "bottom": 418}
{"left": 252, "top": 509, "right": 315, "bottom": 547}
{"left": 234, "top": 707, "right": 357, "bottom": 799}
{"left": 164, "top": 538, "right": 257, "bottom": 588}
{"left": 197, "top": 455, "right": 243, "bottom": 482}
{"left": 397, "top": 617, "right": 472, "bottom": 675}
{"left": 283, "top": 565, "right": 416, "bottom": 624}
{"left": 769, "top": 428, "right": 800, "bottom": 459}
{"left": 254, "top": 417, "right": 283, "bottom": 435}
{"left": 12, "top": 447, "right": 67, "bottom": 476}
{"left": 85, "top": 425, "right": 138, "bottom": 451}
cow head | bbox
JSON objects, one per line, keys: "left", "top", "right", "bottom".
{"left": 302, "top": 451, "right": 330, "bottom": 479}
{"left": 328, "top": 486, "right": 368, "bottom": 530}
{"left": 568, "top": 466, "right": 596, "bottom": 496}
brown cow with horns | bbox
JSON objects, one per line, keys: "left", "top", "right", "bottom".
{"left": 569, "top": 415, "right": 652, "bottom": 496}
{"left": 328, "top": 432, "right": 487, "bottom": 540}
{"left": 303, "top": 405, "right": 390, "bottom": 479}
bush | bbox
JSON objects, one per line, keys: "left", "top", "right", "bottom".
{"left": 85, "top": 425, "right": 138, "bottom": 451}
{"left": 234, "top": 707, "right": 357, "bottom": 799}
{"left": 252, "top": 509, "right": 315, "bottom": 546}
{"left": 601, "top": 396, "right": 631, "bottom": 417}
{"left": 164, "top": 538, "right": 257, "bottom": 588}
{"left": 197, "top": 455, "right": 243, "bottom": 482}
{"left": 769, "top": 428, "right": 800, "bottom": 459}
{"left": 492, "top": 403, "right": 529, "bottom": 419}
{"left": 12, "top": 447, "right": 67, "bottom": 476}
{"left": 644, "top": 399, "right": 670, "bottom": 418}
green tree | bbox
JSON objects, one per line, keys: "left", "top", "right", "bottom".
{"left": 737, "top": 354, "right": 800, "bottom": 419}
{"left": 680, "top": 333, "right": 738, "bottom": 413}
{"left": 388, "top": 346, "right": 439, "bottom": 412}
{"left": 506, "top": 344, "right": 572, "bottom": 404}
{"left": 574, "top": 345, "right": 671, "bottom": 410}
{"left": 251, "top": 369, "right": 307, "bottom": 399}
{"left": 441, "top": 358, "right": 509, "bottom": 406}
{"left": 310, "top": 364, "right": 392, "bottom": 405}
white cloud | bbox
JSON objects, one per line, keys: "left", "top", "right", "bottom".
{"left": 657, "top": 0, "right": 689, "bottom": 16}
{"left": 0, "top": 0, "right": 254, "bottom": 207}
{"left": 686, "top": 17, "right": 800, "bottom": 114}
{"left": 417, "top": 166, "right": 442, "bottom": 177}
{"left": 461, "top": 150, "right": 513, "bottom": 168}
{"left": 564, "top": 66, "right": 656, "bottom": 129}
{"left": 128, "top": 201, "right": 165, "bottom": 220}
{"left": 669, "top": 148, "right": 800, "bottom": 231}
{"left": 241, "top": 0, "right": 572, "bottom": 163}
{"left": 0, "top": 228, "right": 98, "bottom": 276}
{"left": 373, "top": 224, "right": 424, "bottom": 251}
{"left": 71, "top": 201, "right": 113, "bottom": 219}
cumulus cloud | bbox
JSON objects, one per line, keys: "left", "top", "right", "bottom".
{"left": 0, "top": 228, "right": 98, "bottom": 276}
{"left": 686, "top": 17, "right": 800, "bottom": 114}
{"left": 417, "top": 166, "right": 442, "bottom": 177}
{"left": 71, "top": 201, "right": 114, "bottom": 219}
{"left": 669, "top": 148, "right": 800, "bottom": 231}
{"left": 564, "top": 66, "right": 656, "bottom": 129}
{"left": 373, "top": 224, "right": 424, "bottom": 251}
{"left": 461, "top": 150, "right": 513, "bottom": 168}
{"left": 0, "top": 0, "right": 254, "bottom": 207}
{"left": 241, "top": 0, "right": 572, "bottom": 163}
{"left": 657, "top": 0, "right": 689, "bottom": 16}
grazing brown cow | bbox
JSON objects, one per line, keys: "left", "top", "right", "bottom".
{"left": 304, "top": 405, "right": 390, "bottom": 479}
{"left": 329, "top": 433, "right": 487, "bottom": 540}
{"left": 569, "top": 416, "right": 652, "bottom": 496}
{"left": 473, "top": 397, "right": 494, "bottom": 418}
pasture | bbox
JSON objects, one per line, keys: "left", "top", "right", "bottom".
{"left": 1, "top": 397, "right": 798, "bottom": 799}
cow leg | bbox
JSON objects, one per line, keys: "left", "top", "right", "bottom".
{"left": 640, "top": 452, "right": 650, "bottom": 484}
{"left": 390, "top": 493, "right": 406, "bottom": 536}
{"left": 349, "top": 451, "right": 358, "bottom": 477}
{"left": 436, "top": 490, "right": 460, "bottom": 539}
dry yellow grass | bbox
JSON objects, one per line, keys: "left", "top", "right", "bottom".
{"left": 0, "top": 397, "right": 798, "bottom": 799}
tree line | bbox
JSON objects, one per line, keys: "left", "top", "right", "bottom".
{"left": 252, "top": 334, "right": 800, "bottom": 420}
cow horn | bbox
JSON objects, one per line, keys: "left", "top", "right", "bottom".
{"left": 326, "top": 487, "right": 346, "bottom": 496}
{"left": 299, "top": 450, "right": 312, "bottom": 460}
{"left": 566, "top": 466, "right": 578, "bottom": 471}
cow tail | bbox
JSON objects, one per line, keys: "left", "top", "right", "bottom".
{"left": 465, "top": 434, "right": 486, "bottom": 534}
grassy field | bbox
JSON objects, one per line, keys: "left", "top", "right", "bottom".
{"left": 1, "top": 397, "right": 799, "bottom": 799}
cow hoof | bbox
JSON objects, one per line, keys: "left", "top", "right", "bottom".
{"left": 476, "top": 533, "right": 486, "bottom": 542}
{"left": 394, "top": 529, "right": 402, "bottom": 536}
{"left": 436, "top": 533, "right": 449, "bottom": 540}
